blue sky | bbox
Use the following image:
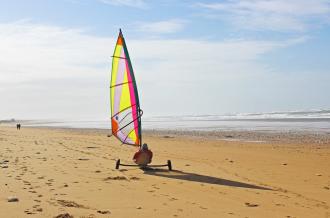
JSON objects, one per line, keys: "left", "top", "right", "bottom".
{"left": 0, "top": 0, "right": 330, "bottom": 119}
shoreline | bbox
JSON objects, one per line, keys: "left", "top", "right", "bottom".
{"left": 144, "top": 129, "right": 330, "bottom": 145}
{"left": 3, "top": 124, "right": 330, "bottom": 145}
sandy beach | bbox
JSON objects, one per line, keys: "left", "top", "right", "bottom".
{"left": 0, "top": 126, "right": 329, "bottom": 218}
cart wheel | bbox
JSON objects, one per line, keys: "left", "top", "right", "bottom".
{"left": 116, "top": 159, "right": 120, "bottom": 169}
{"left": 167, "top": 160, "right": 172, "bottom": 171}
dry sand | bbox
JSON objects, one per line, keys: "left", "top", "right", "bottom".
{"left": 0, "top": 126, "right": 329, "bottom": 218}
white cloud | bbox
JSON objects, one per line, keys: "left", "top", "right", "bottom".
{"left": 135, "top": 19, "right": 187, "bottom": 34}
{"left": 0, "top": 21, "right": 112, "bottom": 119}
{"left": 0, "top": 21, "right": 110, "bottom": 82}
{"left": 98, "top": 0, "right": 147, "bottom": 8}
{"left": 0, "top": 21, "right": 312, "bottom": 119}
{"left": 197, "top": 0, "right": 330, "bottom": 31}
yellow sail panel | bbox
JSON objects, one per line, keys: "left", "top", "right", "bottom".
{"left": 119, "top": 71, "right": 131, "bottom": 112}
{"left": 127, "top": 129, "right": 137, "bottom": 144}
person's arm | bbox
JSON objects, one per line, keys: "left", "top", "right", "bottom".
{"left": 133, "top": 151, "right": 140, "bottom": 161}
{"left": 149, "top": 150, "right": 153, "bottom": 163}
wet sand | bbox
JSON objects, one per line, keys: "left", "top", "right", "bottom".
{"left": 1, "top": 126, "right": 329, "bottom": 217}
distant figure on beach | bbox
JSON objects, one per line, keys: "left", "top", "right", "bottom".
{"left": 16, "top": 123, "right": 21, "bottom": 130}
{"left": 133, "top": 143, "right": 153, "bottom": 166}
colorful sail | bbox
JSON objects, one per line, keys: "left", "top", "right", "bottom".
{"left": 110, "top": 29, "right": 142, "bottom": 146}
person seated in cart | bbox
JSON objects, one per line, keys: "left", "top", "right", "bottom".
{"left": 133, "top": 143, "right": 153, "bottom": 166}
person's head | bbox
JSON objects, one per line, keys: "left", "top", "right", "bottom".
{"left": 141, "top": 143, "right": 148, "bottom": 150}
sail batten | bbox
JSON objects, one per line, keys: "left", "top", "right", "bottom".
{"left": 112, "top": 55, "right": 128, "bottom": 60}
{"left": 110, "top": 30, "right": 142, "bottom": 146}
{"left": 110, "top": 81, "right": 133, "bottom": 88}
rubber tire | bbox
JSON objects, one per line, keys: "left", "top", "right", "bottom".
{"left": 116, "top": 159, "right": 120, "bottom": 169}
{"left": 167, "top": 160, "right": 172, "bottom": 171}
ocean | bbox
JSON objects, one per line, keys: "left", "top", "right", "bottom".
{"left": 18, "top": 109, "right": 330, "bottom": 132}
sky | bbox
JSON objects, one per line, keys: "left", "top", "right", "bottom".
{"left": 0, "top": 0, "right": 330, "bottom": 120}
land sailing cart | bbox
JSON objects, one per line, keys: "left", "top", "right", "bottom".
{"left": 109, "top": 29, "right": 172, "bottom": 171}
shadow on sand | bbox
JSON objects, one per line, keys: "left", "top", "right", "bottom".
{"left": 144, "top": 169, "right": 272, "bottom": 190}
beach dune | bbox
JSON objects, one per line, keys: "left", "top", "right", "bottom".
{"left": 0, "top": 126, "right": 329, "bottom": 217}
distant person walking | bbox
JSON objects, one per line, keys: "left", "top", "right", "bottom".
{"left": 16, "top": 123, "right": 21, "bottom": 130}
